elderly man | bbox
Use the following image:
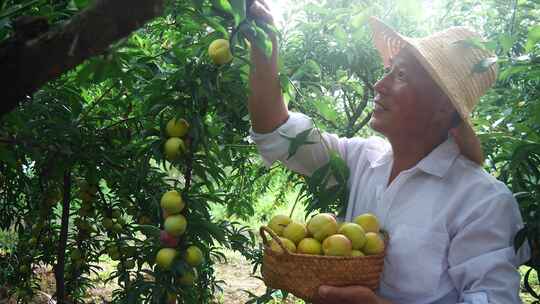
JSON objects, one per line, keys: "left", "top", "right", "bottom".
{"left": 246, "top": 1, "right": 530, "bottom": 303}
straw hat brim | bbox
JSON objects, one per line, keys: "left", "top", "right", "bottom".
{"left": 368, "top": 17, "right": 485, "bottom": 165}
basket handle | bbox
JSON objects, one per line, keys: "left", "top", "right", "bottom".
{"left": 260, "top": 226, "right": 292, "bottom": 255}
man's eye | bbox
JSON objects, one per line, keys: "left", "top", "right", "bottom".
{"left": 384, "top": 67, "right": 392, "bottom": 74}
{"left": 397, "top": 70, "right": 406, "bottom": 78}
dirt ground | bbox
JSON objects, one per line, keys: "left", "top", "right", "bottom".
{"left": 7, "top": 252, "right": 535, "bottom": 303}
{"left": 0, "top": 250, "right": 300, "bottom": 304}
{"left": 213, "top": 250, "right": 269, "bottom": 303}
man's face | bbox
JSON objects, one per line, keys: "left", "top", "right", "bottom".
{"left": 370, "top": 48, "right": 453, "bottom": 140}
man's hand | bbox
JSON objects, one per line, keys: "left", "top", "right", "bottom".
{"left": 311, "top": 285, "right": 393, "bottom": 304}
{"left": 248, "top": 0, "right": 275, "bottom": 25}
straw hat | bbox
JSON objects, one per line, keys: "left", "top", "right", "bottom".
{"left": 368, "top": 17, "right": 498, "bottom": 165}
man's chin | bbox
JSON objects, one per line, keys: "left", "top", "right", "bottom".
{"left": 369, "top": 119, "right": 384, "bottom": 133}
{"left": 369, "top": 120, "right": 391, "bottom": 138}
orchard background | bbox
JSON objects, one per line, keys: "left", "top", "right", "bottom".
{"left": 0, "top": 0, "right": 539, "bottom": 303}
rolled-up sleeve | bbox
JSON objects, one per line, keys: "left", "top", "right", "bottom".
{"left": 448, "top": 193, "right": 531, "bottom": 304}
{"left": 250, "top": 112, "right": 353, "bottom": 176}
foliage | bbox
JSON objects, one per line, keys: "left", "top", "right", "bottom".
{"left": 0, "top": 0, "right": 539, "bottom": 303}
{"left": 0, "top": 0, "right": 270, "bottom": 303}
{"left": 436, "top": 0, "right": 540, "bottom": 300}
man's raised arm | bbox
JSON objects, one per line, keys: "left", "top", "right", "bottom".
{"left": 247, "top": 0, "right": 289, "bottom": 133}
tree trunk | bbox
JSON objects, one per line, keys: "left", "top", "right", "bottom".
{"left": 0, "top": 0, "right": 165, "bottom": 118}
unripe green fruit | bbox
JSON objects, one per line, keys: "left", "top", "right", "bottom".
{"left": 160, "top": 191, "right": 185, "bottom": 215}
{"left": 164, "top": 138, "right": 186, "bottom": 161}
{"left": 297, "top": 238, "right": 322, "bottom": 255}
{"left": 307, "top": 213, "right": 338, "bottom": 241}
{"left": 208, "top": 39, "right": 233, "bottom": 65}
{"left": 338, "top": 222, "right": 367, "bottom": 250}
{"left": 351, "top": 250, "right": 365, "bottom": 257}
{"left": 322, "top": 234, "right": 352, "bottom": 256}
{"left": 362, "top": 232, "right": 385, "bottom": 255}
{"left": 19, "top": 264, "right": 30, "bottom": 273}
{"left": 164, "top": 215, "right": 187, "bottom": 237}
{"left": 117, "top": 218, "right": 126, "bottom": 226}
{"left": 155, "top": 248, "right": 177, "bottom": 270}
{"left": 269, "top": 237, "right": 296, "bottom": 254}
{"left": 111, "top": 209, "right": 122, "bottom": 219}
{"left": 107, "top": 246, "right": 120, "bottom": 260}
{"left": 112, "top": 223, "right": 123, "bottom": 233}
{"left": 268, "top": 214, "right": 292, "bottom": 236}
{"left": 179, "top": 268, "right": 197, "bottom": 285}
{"left": 282, "top": 222, "right": 307, "bottom": 244}
{"left": 103, "top": 218, "right": 114, "bottom": 230}
{"left": 166, "top": 118, "right": 189, "bottom": 138}
{"left": 185, "top": 245, "right": 204, "bottom": 267}
{"left": 138, "top": 216, "right": 152, "bottom": 225}
{"left": 28, "top": 237, "right": 38, "bottom": 246}
{"left": 354, "top": 213, "right": 380, "bottom": 233}
{"left": 71, "top": 249, "right": 82, "bottom": 261}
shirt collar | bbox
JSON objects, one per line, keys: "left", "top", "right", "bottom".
{"left": 368, "top": 136, "right": 460, "bottom": 178}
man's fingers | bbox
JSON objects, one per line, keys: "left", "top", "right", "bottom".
{"left": 248, "top": 0, "right": 274, "bottom": 24}
{"left": 257, "top": 0, "right": 271, "bottom": 10}
{"left": 318, "top": 285, "right": 375, "bottom": 304}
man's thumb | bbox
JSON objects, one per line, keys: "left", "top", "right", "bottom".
{"left": 318, "top": 285, "right": 349, "bottom": 302}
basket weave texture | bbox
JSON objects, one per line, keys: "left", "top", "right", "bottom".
{"left": 260, "top": 226, "right": 388, "bottom": 301}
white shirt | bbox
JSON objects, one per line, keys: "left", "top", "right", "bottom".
{"left": 251, "top": 112, "right": 530, "bottom": 304}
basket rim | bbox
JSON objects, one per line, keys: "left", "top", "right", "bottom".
{"left": 260, "top": 225, "right": 389, "bottom": 258}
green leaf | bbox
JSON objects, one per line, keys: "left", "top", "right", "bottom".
{"left": 472, "top": 57, "right": 497, "bottom": 74}
{"left": 137, "top": 225, "right": 160, "bottom": 238}
{"left": 72, "top": 0, "right": 92, "bottom": 10}
{"left": 230, "top": 0, "right": 246, "bottom": 27}
{"left": 0, "top": 147, "right": 16, "bottom": 167}
{"left": 499, "top": 65, "right": 529, "bottom": 81}
{"left": 525, "top": 25, "right": 540, "bottom": 53}
{"left": 212, "top": 0, "right": 233, "bottom": 14}
{"left": 308, "top": 163, "right": 331, "bottom": 192}
{"left": 524, "top": 268, "right": 539, "bottom": 299}
{"left": 309, "top": 184, "right": 342, "bottom": 211}
{"left": 499, "top": 34, "right": 515, "bottom": 54}
{"left": 313, "top": 99, "right": 338, "bottom": 123}
{"left": 205, "top": 16, "right": 228, "bottom": 37}
{"left": 240, "top": 21, "right": 273, "bottom": 59}
{"left": 280, "top": 128, "right": 317, "bottom": 160}
{"left": 454, "top": 38, "right": 486, "bottom": 50}
{"left": 351, "top": 12, "right": 368, "bottom": 28}
{"left": 199, "top": 220, "right": 228, "bottom": 245}
{"left": 329, "top": 151, "right": 349, "bottom": 183}
{"left": 333, "top": 26, "right": 347, "bottom": 43}
{"left": 278, "top": 73, "right": 290, "bottom": 92}
{"left": 253, "top": 24, "right": 273, "bottom": 59}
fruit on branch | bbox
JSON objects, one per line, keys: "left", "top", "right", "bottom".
{"left": 208, "top": 39, "right": 233, "bottom": 65}
{"left": 164, "top": 214, "right": 187, "bottom": 237}
{"left": 164, "top": 137, "right": 186, "bottom": 161}
{"left": 166, "top": 118, "right": 189, "bottom": 138}
{"left": 184, "top": 245, "right": 204, "bottom": 267}
{"left": 155, "top": 248, "right": 178, "bottom": 270}
{"left": 160, "top": 191, "right": 185, "bottom": 215}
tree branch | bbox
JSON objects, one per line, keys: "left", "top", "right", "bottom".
{"left": 0, "top": 0, "right": 165, "bottom": 118}
{"left": 54, "top": 169, "right": 72, "bottom": 304}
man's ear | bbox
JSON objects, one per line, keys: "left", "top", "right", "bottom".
{"left": 432, "top": 98, "right": 457, "bottom": 131}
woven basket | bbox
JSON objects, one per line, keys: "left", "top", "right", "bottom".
{"left": 260, "top": 226, "right": 388, "bottom": 301}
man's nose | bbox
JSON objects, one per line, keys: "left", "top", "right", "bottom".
{"left": 373, "top": 73, "right": 390, "bottom": 95}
